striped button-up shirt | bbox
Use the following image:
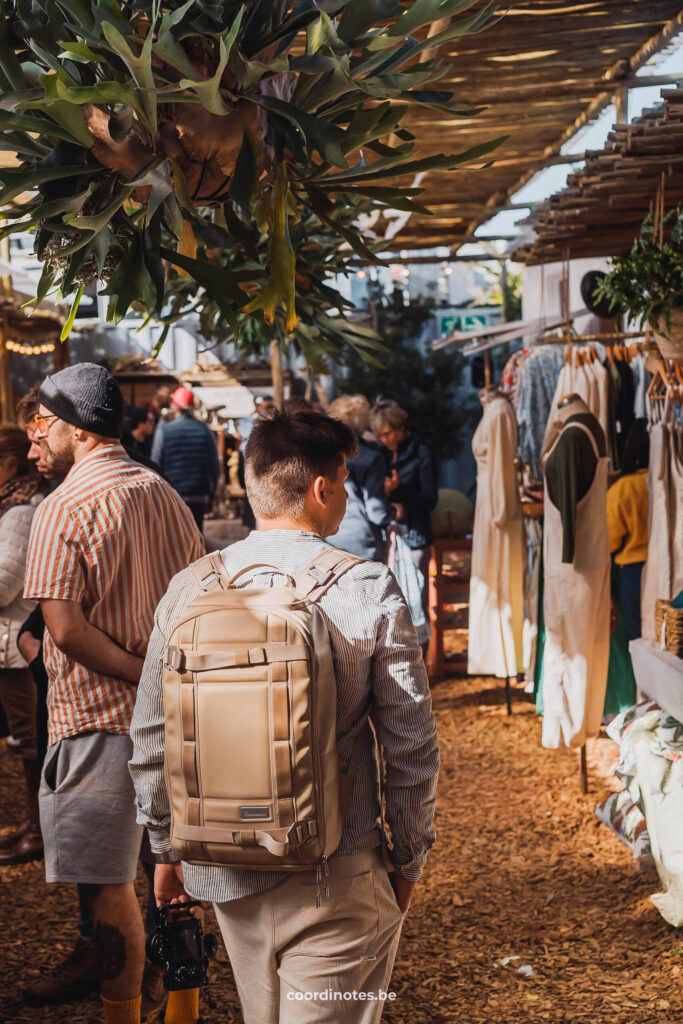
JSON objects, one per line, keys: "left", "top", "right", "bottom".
{"left": 24, "top": 444, "right": 204, "bottom": 746}
{"left": 129, "top": 529, "right": 439, "bottom": 904}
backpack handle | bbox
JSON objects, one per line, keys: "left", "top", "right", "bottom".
{"left": 228, "top": 563, "right": 297, "bottom": 588}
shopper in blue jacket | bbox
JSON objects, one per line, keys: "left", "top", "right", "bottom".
{"left": 151, "top": 387, "right": 219, "bottom": 531}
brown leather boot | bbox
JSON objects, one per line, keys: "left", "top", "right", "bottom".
{"left": 0, "top": 819, "right": 31, "bottom": 849}
{"left": 23, "top": 936, "right": 100, "bottom": 1006}
{"left": 0, "top": 819, "right": 43, "bottom": 864}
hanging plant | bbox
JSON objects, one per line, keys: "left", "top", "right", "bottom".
{"left": 0, "top": 0, "right": 504, "bottom": 346}
{"left": 594, "top": 207, "right": 683, "bottom": 355}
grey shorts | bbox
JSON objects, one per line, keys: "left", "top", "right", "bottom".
{"left": 39, "top": 731, "right": 143, "bottom": 884}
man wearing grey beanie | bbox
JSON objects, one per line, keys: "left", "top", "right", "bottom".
{"left": 24, "top": 363, "right": 204, "bottom": 1022}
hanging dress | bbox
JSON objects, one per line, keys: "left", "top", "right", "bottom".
{"left": 468, "top": 394, "right": 524, "bottom": 678}
{"left": 541, "top": 419, "right": 610, "bottom": 748}
{"left": 668, "top": 414, "right": 683, "bottom": 598}
{"left": 641, "top": 398, "right": 674, "bottom": 639}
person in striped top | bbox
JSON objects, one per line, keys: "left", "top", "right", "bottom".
{"left": 24, "top": 364, "right": 203, "bottom": 1024}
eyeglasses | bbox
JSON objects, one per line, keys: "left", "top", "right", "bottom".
{"left": 32, "top": 412, "right": 58, "bottom": 439}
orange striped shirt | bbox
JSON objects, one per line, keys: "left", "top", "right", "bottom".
{"left": 24, "top": 444, "right": 204, "bottom": 745}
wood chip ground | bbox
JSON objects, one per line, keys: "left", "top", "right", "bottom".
{"left": 1, "top": 674, "right": 680, "bottom": 1023}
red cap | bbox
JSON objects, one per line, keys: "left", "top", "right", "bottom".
{"left": 171, "top": 386, "right": 194, "bottom": 409}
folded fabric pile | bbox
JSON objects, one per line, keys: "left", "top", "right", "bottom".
{"left": 596, "top": 701, "right": 683, "bottom": 926}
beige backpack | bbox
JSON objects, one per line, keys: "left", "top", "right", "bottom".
{"left": 162, "top": 547, "right": 366, "bottom": 885}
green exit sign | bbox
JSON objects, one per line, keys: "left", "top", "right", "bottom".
{"left": 440, "top": 312, "right": 489, "bottom": 336}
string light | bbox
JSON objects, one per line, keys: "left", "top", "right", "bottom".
{"left": 443, "top": 265, "right": 453, "bottom": 276}
{"left": 5, "top": 340, "right": 56, "bottom": 355}
{"left": 357, "top": 270, "right": 366, "bottom": 279}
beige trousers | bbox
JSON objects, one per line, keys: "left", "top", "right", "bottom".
{"left": 213, "top": 848, "right": 405, "bottom": 1024}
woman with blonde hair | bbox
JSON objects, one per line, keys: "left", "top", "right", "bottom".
{"left": 0, "top": 423, "right": 45, "bottom": 864}
{"left": 327, "top": 395, "right": 393, "bottom": 561}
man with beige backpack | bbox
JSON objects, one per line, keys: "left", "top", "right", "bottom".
{"left": 129, "top": 408, "right": 439, "bottom": 1024}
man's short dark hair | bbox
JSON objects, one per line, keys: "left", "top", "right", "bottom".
{"left": 244, "top": 410, "right": 357, "bottom": 520}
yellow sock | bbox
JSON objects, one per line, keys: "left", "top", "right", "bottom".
{"left": 165, "top": 988, "right": 199, "bottom": 1024}
{"left": 102, "top": 994, "right": 141, "bottom": 1024}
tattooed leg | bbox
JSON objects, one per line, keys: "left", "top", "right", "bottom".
{"left": 85, "top": 882, "right": 145, "bottom": 1001}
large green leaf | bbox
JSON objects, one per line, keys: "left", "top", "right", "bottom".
{"left": 251, "top": 94, "right": 350, "bottom": 167}
{"left": 0, "top": 164, "right": 97, "bottom": 206}
{"left": 317, "top": 135, "right": 508, "bottom": 184}
{"left": 35, "top": 73, "right": 95, "bottom": 148}
{"left": 101, "top": 232, "right": 158, "bottom": 323}
{"left": 338, "top": 0, "right": 402, "bottom": 45}
{"left": 331, "top": 184, "right": 432, "bottom": 215}
{"left": 307, "top": 187, "right": 381, "bottom": 263}
{"left": 387, "top": 0, "right": 480, "bottom": 37}
{"left": 101, "top": 22, "right": 157, "bottom": 134}
{"left": 153, "top": 0, "right": 197, "bottom": 78}
{"left": 52, "top": 76, "right": 149, "bottom": 131}
{"left": 178, "top": 8, "right": 245, "bottom": 115}
{"left": 159, "top": 245, "right": 256, "bottom": 313}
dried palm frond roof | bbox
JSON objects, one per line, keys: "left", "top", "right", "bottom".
{"left": 513, "top": 80, "right": 683, "bottom": 263}
{"left": 379, "top": 1, "right": 683, "bottom": 250}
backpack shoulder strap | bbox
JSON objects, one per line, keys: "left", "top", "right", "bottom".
{"left": 295, "top": 547, "right": 366, "bottom": 602}
{"left": 190, "top": 551, "right": 229, "bottom": 592}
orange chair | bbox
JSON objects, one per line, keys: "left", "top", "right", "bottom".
{"left": 427, "top": 538, "right": 472, "bottom": 683}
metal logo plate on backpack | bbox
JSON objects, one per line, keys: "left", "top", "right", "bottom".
{"left": 240, "top": 806, "right": 270, "bottom": 820}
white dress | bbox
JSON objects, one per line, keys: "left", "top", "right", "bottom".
{"left": 541, "top": 420, "right": 610, "bottom": 748}
{"left": 468, "top": 394, "right": 524, "bottom": 678}
{"left": 641, "top": 400, "right": 674, "bottom": 640}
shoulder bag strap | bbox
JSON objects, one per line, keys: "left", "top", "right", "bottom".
{"left": 295, "top": 547, "right": 366, "bottom": 602}
{"left": 190, "top": 551, "right": 228, "bottom": 592}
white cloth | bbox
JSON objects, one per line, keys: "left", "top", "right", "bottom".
{"left": 669, "top": 422, "right": 683, "bottom": 598}
{"left": 544, "top": 359, "right": 610, "bottom": 461}
{"left": 541, "top": 420, "right": 610, "bottom": 748}
{"left": 387, "top": 528, "right": 431, "bottom": 646}
{"left": 468, "top": 394, "right": 524, "bottom": 678}
{"left": 641, "top": 403, "right": 674, "bottom": 639}
{"left": 0, "top": 495, "right": 42, "bottom": 669}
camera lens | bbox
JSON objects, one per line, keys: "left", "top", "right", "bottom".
{"left": 145, "top": 932, "right": 167, "bottom": 966}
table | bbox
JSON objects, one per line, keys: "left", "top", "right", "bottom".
{"left": 629, "top": 638, "right": 683, "bottom": 723}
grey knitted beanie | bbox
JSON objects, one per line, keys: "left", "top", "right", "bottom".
{"left": 38, "top": 363, "right": 124, "bottom": 438}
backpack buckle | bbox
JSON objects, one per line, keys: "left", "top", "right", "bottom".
{"left": 164, "top": 645, "right": 186, "bottom": 672}
{"left": 288, "top": 820, "right": 318, "bottom": 846}
{"left": 308, "top": 568, "right": 333, "bottom": 585}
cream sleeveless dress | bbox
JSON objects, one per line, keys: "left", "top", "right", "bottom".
{"left": 468, "top": 394, "right": 524, "bottom": 678}
{"left": 541, "top": 420, "right": 610, "bottom": 748}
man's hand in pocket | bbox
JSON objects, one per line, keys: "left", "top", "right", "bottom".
{"left": 389, "top": 873, "right": 416, "bottom": 914}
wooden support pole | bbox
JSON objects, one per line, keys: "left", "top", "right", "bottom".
{"left": 614, "top": 87, "right": 629, "bottom": 127}
{"left": 505, "top": 676, "right": 512, "bottom": 716}
{"left": 0, "top": 322, "right": 13, "bottom": 423}
{"left": 579, "top": 745, "right": 588, "bottom": 794}
{"left": 484, "top": 350, "right": 493, "bottom": 387}
{"left": 53, "top": 338, "right": 70, "bottom": 372}
{"left": 269, "top": 340, "right": 284, "bottom": 410}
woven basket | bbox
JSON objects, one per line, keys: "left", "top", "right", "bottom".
{"left": 653, "top": 308, "right": 683, "bottom": 360}
{"left": 665, "top": 605, "right": 683, "bottom": 658}
{"left": 655, "top": 598, "right": 669, "bottom": 644}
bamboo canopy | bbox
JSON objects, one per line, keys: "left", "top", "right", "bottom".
{"left": 0, "top": 3, "right": 681, "bottom": 255}
{"left": 513, "top": 80, "right": 683, "bottom": 263}
{"left": 372, "top": 1, "right": 683, "bottom": 250}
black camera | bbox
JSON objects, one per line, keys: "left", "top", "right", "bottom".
{"left": 146, "top": 902, "right": 217, "bottom": 991}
